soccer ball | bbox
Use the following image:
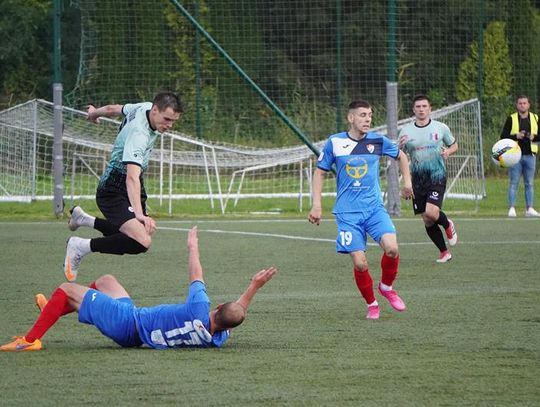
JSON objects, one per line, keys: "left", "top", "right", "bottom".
{"left": 491, "top": 139, "right": 521, "bottom": 168}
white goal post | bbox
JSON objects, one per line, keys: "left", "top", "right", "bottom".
{"left": 0, "top": 98, "right": 485, "bottom": 214}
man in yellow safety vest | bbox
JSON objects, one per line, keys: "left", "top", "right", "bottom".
{"left": 500, "top": 95, "right": 539, "bottom": 218}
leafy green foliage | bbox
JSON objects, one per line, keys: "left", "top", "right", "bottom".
{"left": 2, "top": 1, "right": 540, "bottom": 146}
{"left": 506, "top": 0, "right": 540, "bottom": 98}
{"left": 0, "top": 0, "right": 51, "bottom": 106}
{"left": 456, "top": 21, "right": 513, "bottom": 100}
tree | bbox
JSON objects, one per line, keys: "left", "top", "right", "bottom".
{"left": 506, "top": 0, "right": 540, "bottom": 102}
{"left": 456, "top": 21, "right": 512, "bottom": 100}
{"left": 0, "top": 0, "right": 51, "bottom": 108}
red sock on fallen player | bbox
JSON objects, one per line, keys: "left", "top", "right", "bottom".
{"left": 26, "top": 288, "right": 73, "bottom": 342}
{"left": 353, "top": 268, "right": 376, "bottom": 304}
{"left": 381, "top": 253, "right": 399, "bottom": 287}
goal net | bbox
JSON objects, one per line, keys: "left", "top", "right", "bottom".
{"left": 0, "top": 98, "right": 484, "bottom": 213}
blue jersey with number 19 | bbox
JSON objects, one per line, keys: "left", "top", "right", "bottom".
{"left": 317, "top": 131, "right": 399, "bottom": 214}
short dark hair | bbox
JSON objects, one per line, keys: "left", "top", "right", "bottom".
{"left": 412, "top": 94, "right": 431, "bottom": 105}
{"left": 516, "top": 94, "right": 530, "bottom": 103}
{"left": 152, "top": 91, "right": 184, "bottom": 113}
{"left": 348, "top": 100, "right": 372, "bottom": 111}
{"left": 214, "top": 302, "right": 246, "bottom": 329}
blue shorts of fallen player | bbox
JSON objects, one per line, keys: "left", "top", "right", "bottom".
{"left": 334, "top": 206, "right": 396, "bottom": 253}
{"left": 79, "top": 289, "right": 143, "bottom": 347}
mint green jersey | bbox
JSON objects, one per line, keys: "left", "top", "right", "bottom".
{"left": 100, "top": 102, "right": 161, "bottom": 186}
{"left": 398, "top": 119, "right": 455, "bottom": 184}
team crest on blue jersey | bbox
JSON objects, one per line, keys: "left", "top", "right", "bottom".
{"left": 345, "top": 157, "right": 368, "bottom": 179}
{"left": 430, "top": 133, "right": 440, "bottom": 141}
{"left": 367, "top": 144, "right": 375, "bottom": 153}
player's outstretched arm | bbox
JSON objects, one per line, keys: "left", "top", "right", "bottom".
{"left": 187, "top": 226, "right": 204, "bottom": 283}
{"left": 86, "top": 104, "right": 123, "bottom": 123}
{"left": 236, "top": 267, "right": 278, "bottom": 310}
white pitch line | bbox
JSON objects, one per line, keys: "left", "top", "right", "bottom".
{"left": 1, "top": 220, "right": 539, "bottom": 246}
{"left": 157, "top": 226, "right": 334, "bottom": 243}
{"left": 157, "top": 226, "right": 540, "bottom": 246}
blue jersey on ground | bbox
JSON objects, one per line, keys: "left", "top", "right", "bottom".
{"left": 99, "top": 102, "right": 160, "bottom": 186}
{"left": 133, "top": 281, "right": 230, "bottom": 349}
{"left": 317, "top": 131, "right": 399, "bottom": 214}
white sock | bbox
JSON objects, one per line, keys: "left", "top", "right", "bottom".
{"left": 81, "top": 213, "right": 96, "bottom": 228}
{"left": 367, "top": 300, "right": 378, "bottom": 307}
{"left": 379, "top": 282, "right": 392, "bottom": 291}
{"left": 77, "top": 238, "right": 92, "bottom": 255}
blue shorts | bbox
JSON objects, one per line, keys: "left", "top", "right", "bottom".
{"left": 335, "top": 206, "right": 396, "bottom": 253}
{"left": 79, "top": 289, "right": 142, "bottom": 347}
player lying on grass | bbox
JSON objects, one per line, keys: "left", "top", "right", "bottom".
{"left": 1, "top": 227, "right": 277, "bottom": 351}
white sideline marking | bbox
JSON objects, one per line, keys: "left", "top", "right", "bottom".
{"left": 158, "top": 226, "right": 335, "bottom": 243}
{"left": 1, "top": 219, "right": 539, "bottom": 246}
{"left": 157, "top": 226, "right": 540, "bottom": 246}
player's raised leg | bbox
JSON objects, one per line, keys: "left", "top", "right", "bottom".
{"left": 64, "top": 236, "right": 91, "bottom": 281}
{"left": 1, "top": 283, "right": 84, "bottom": 352}
{"left": 423, "top": 203, "right": 452, "bottom": 263}
{"left": 436, "top": 211, "right": 457, "bottom": 246}
{"left": 69, "top": 205, "right": 121, "bottom": 236}
{"left": 68, "top": 206, "right": 95, "bottom": 231}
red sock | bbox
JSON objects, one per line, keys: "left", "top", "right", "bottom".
{"left": 381, "top": 253, "right": 399, "bottom": 287}
{"left": 353, "top": 268, "right": 376, "bottom": 304}
{"left": 26, "top": 288, "right": 73, "bottom": 342}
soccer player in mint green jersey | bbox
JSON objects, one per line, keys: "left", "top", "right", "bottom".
{"left": 1, "top": 227, "right": 278, "bottom": 351}
{"left": 308, "top": 100, "right": 413, "bottom": 320}
{"left": 398, "top": 94, "right": 458, "bottom": 263}
{"left": 63, "top": 92, "right": 183, "bottom": 281}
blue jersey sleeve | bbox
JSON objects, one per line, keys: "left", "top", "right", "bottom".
{"left": 186, "top": 281, "right": 208, "bottom": 304}
{"left": 382, "top": 135, "right": 399, "bottom": 159}
{"left": 317, "top": 138, "right": 335, "bottom": 171}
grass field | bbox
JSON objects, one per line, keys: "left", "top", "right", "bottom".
{"left": 0, "top": 215, "right": 539, "bottom": 406}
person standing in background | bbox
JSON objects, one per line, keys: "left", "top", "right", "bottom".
{"left": 500, "top": 95, "right": 539, "bottom": 218}
{"left": 399, "top": 95, "right": 458, "bottom": 263}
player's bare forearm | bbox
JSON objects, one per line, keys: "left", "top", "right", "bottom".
{"left": 125, "top": 164, "right": 155, "bottom": 234}
{"left": 125, "top": 164, "right": 144, "bottom": 215}
{"left": 187, "top": 226, "right": 204, "bottom": 283}
{"left": 443, "top": 142, "right": 458, "bottom": 159}
{"left": 236, "top": 267, "right": 278, "bottom": 310}
{"left": 397, "top": 151, "right": 413, "bottom": 199}
{"left": 86, "top": 104, "right": 123, "bottom": 123}
{"left": 308, "top": 169, "right": 325, "bottom": 225}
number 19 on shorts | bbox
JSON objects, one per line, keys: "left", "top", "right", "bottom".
{"left": 339, "top": 231, "right": 353, "bottom": 246}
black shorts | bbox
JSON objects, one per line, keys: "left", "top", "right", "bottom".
{"left": 96, "top": 170, "right": 147, "bottom": 227}
{"left": 412, "top": 181, "right": 446, "bottom": 215}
